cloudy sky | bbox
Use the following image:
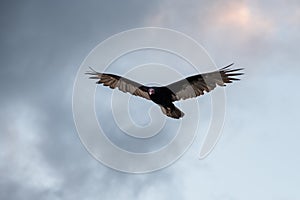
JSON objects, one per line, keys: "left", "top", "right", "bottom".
{"left": 1, "top": 0, "right": 300, "bottom": 199}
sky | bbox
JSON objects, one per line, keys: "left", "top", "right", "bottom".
{"left": 1, "top": 0, "right": 300, "bottom": 199}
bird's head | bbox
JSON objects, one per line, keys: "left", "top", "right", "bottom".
{"left": 148, "top": 88, "right": 155, "bottom": 95}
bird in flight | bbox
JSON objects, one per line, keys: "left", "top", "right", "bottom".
{"left": 86, "top": 63, "right": 243, "bottom": 119}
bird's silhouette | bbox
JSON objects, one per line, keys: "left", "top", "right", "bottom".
{"left": 86, "top": 63, "right": 243, "bottom": 119}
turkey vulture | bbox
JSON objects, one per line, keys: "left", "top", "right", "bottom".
{"left": 86, "top": 63, "right": 243, "bottom": 119}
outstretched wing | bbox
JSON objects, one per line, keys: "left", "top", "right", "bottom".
{"left": 166, "top": 63, "right": 243, "bottom": 101}
{"left": 86, "top": 67, "right": 151, "bottom": 100}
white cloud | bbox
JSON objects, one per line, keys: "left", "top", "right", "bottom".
{"left": 1, "top": 0, "right": 300, "bottom": 199}
{"left": 0, "top": 104, "right": 62, "bottom": 193}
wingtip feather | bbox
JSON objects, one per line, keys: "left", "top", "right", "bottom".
{"left": 221, "top": 63, "right": 234, "bottom": 70}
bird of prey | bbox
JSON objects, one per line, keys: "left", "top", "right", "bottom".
{"left": 86, "top": 63, "right": 243, "bottom": 119}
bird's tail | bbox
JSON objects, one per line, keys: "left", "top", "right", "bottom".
{"left": 160, "top": 105, "right": 185, "bottom": 119}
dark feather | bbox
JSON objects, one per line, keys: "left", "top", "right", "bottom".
{"left": 85, "top": 67, "right": 150, "bottom": 100}
{"left": 166, "top": 63, "right": 244, "bottom": 101}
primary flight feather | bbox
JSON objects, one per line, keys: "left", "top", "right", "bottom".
{"left": 86, "top": 63, "right": 243, "bottom": 119}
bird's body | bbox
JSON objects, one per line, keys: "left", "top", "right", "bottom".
{"left": 86, "top": 63, "right": 243, "bottom": 119}
{"left": 146, "top": 86, "right": 184, "bottom": 118}
{"left": 147, "top": 87, "right": 173, "bottom": 105}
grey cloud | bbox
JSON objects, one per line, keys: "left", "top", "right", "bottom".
{"left": 1, "top": 0, "right": 300, "bottom": 199}
{"left": 0, "top": 1, "right": 184, "bottom": 200}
